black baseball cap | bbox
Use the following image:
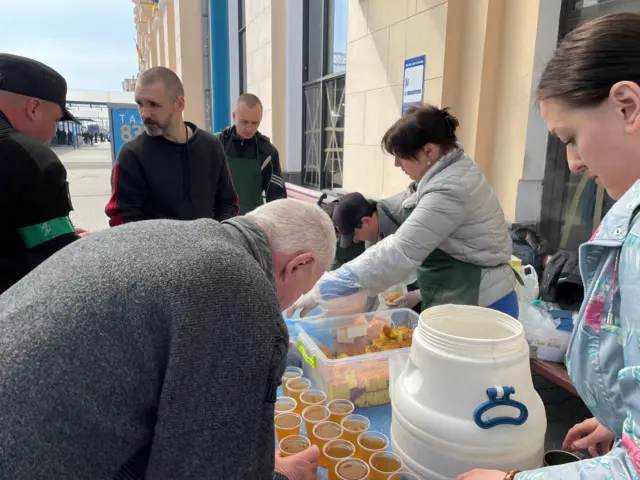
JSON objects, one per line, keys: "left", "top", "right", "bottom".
{"left": 332, "top": 192, "right": 376, "bottom": 248}
{"left": 0, "top": 54, "right": 78, "bottom": 123}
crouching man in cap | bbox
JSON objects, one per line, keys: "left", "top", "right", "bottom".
{"left": 0, "top": 199, "right": 334, "bottom": 479}
{"left": 0, "top": 53, "right": 86, "bottom": 294}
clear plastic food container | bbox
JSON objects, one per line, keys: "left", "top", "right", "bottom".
{"left": 295, "top": 309, "right": 419, "bottom": 408}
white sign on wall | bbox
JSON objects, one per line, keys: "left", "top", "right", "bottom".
{"left": 402, "top": 55, "right": 426, "bottom": 113}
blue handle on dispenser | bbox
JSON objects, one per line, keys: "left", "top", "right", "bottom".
{"left": 473, "top": 386, "right": 528, "bottom": 429}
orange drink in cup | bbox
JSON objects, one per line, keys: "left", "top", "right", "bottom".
{"left": 301, "top": 404, "right": 330, "bottom": 445}
{"left": 335, "top": 457, "right": 370, "bottom": 480}
{"left": 274, "top": 412, "right": 302, "bottom": 444}
{"left": 340, "top": 414, "right": 370, "bottom": 446}
{"left": 369, "top": 451, "right": 404, "bottom": 480}
{"left": 356, "top": 430, "right": 388, "bottom": 464}
{"left": 312, "top": 421, "right": 343, "bottom": 468}
{"left": 281, "top": 367, "right": 303, "bottom": 397}
{"left": 275, "top": 396, "right": 297, "bottom": 415}
{"left": 287, "top": 377, "right": 311, "bottom": 415}
{"left": 300, "top": 388, "right": 327, "bottom": 410}
{"left": 323, "top": 439, "right": 355, "bottom": 480}
{"left": 327, "top": 399, "right": 354, "bottom": 424}
{"left": 279, "top": 434, "right": 310, "bottom": 457}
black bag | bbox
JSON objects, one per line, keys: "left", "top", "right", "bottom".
{"left": 540, "top": 249, "right": 583, "bottom": 311}
{"left": 510, "top": 226, "right": 548, "bottom": 277}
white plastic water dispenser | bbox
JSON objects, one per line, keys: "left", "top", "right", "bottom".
{"left": 391, "top": 305, "right": 546, "bottom": 479}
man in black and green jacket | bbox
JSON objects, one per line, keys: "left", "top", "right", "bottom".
{"left": 217, "top": 94, "right": 287, "bottom": 214}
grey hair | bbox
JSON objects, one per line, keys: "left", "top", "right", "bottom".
{"left": 247, "top": 199, "right": 337, "bottom": 271}
{"left": 137, "top": 66, "right": 185, "bottom": 99}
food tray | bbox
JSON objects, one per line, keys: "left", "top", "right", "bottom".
{"left": 295, "top": 309, "right": 419, "bottom": 408}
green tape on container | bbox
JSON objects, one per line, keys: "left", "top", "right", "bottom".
{"left": 18, "top": 216, "right": 75, "bottom": 249}
{"left": 298, "top": 338, "right": 316, "bottom": 369}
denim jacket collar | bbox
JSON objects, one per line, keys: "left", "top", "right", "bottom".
{"left": 590, "top": 180, "right": 640, "bottom": 246}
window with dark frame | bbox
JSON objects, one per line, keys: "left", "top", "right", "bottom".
{"left": 539, "top": 0, "right": 640, "bottom": 250}
{"left": 238, "top": 0, "right": 247, "bottom": 95}
{"left": 301, "top": 0, "right": 348, "bottom": 190}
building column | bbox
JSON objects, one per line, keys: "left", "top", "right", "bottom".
{"left": 210, "top": 0, "right": 231, "bottom": 132}
{"left": 164, "top": 2, "right": 177, "bottom": 71}
{"left": 148, "top": 18, "right": 158, "bottom": 68}
{"left": 156, "top": 20, "right": 166, "bottom": 67}
{"left": 174, "top": 0, "right": 206, "bottom": 128}
{"left": 284, "top": 0, "right": 303, "bottom": 177}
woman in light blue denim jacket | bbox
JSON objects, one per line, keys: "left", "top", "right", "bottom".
{"left": 458, "top": 12, "right": 640, "bottom": 480}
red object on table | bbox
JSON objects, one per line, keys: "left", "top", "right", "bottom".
{"left": 530, "top": 359, "right": 578, "bottom": 396}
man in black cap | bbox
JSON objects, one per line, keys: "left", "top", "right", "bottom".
{"left": 0, "top": 53, "right": 85, "bottom": 294}
{"left": 331, "top": 186, "right": 422, "bottom": 310}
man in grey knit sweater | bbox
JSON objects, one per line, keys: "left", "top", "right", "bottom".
{"left": 0, "top": 199, "right": 335, "bottom": 480}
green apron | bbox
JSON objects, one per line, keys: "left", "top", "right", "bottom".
{"left": 225, "top": 139, "right": 264, "bottom": 215}
{"left": 378, "top": 200, "right": 482, "bottom": 311}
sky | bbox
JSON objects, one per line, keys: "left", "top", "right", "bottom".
{"left": 1, "top": 0, "right": 138, "bottom": 92}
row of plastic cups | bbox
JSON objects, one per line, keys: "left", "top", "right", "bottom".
{"left": 278, "top": 433, "right": 415, "bottom": 480}
{"left": 276, "top": 395, "right": 355, "bottom": 422}
{"left": 275, "top": 407, "right": 359, "bottom": 468}
{"left": 275, "top": 410, "right": 394, "bottom": 473}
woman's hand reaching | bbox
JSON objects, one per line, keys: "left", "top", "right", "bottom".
{"left": 562, "top": 417, "right": 614, "bottom": 457}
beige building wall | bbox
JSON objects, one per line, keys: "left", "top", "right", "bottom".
{"left": 342, "top": 0, "right": 542, "bottom": 220}
{"left": 343, "top": 0, "right": 448, "bottom": 199}
{"left": 174, "top": 0, "right": 206, "bottom": 128}
{"left": 243, "top": 0, "right": 287, "bottom": 169}
{"left": 132, "top": 1, "right": 206, "bottom": 128}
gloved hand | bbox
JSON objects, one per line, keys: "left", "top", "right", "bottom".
{"left": 286, "top": 269, "right": 363, "bottom": 318}
{"left": 286, "top": 290, "right": 320, "bottom": 319}
{"left": 395, "top": 290, "right": 421, "bottom": 309}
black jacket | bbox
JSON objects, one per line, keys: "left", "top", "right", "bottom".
{"left": 216, "top": 126, "right": 287, "bottom": 203}
{"left": 0, "top": 111, "right": 78, "bottom": 294}
{"left": 106, "top": 122, "right": 239, "bottom": 226}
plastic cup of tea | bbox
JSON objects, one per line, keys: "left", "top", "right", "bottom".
{"left": 287, "top": 377, "right": 312, "bottom": 415}
{"left": 323, "top": 439, "right": 355, "bottom": 480}
{"left": 312, "top": 421, "right": 343, "bottom": 469}
{"left": 279, "top": 434, "right": 310, "bottom": 458}
{"left": 388, "top": 472, "right": 421, "bottom": 480}
{"left": 282, "top": 367, "right": 303, "bottom": 397}
{"left": 335, "top": 457, "right": 370, "bottom": 480}
{"left": 369, "top": 450, "right": 404, "bottom": 480}
{"left": 274, "top": 412, "right": 302, "bottom": 444}
{"left": 356, "top": 430, "right": 389, "bottom": 463}
{"left": 275, "top": 396, "right": 297, "bottom": 415}
{"left": 302, "top": 404, "right": 330, "bottom": 445}
{"left": 340, "top": 414, "right": 370, "bottom": 447}
{"left": 327, "top": 399, "right": 355, "bottom": 424}
{"left": 300, "top": 388, "right": 327, "bottom": 410}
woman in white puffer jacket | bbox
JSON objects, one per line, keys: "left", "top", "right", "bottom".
{"left": 289, "top": 104, "right": 517, "bottom": 318}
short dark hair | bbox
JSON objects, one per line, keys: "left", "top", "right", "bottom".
{"left": 137, "top": 67, "right": 185, "bottom": 98}
{"left": 537, "top": 13, "right": 640, "bottom": 108}
{"left": 381, "top": 104, "right": 459, "bottom": 160}
{"left": 237, "top": 93, "right": 263, "bottom": 109}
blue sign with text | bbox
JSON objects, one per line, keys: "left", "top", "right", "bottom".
{"left": 108, "top": 105, "right": 144, "bottom": 164}
{"left": 402, "top": 55, "right": 426, "bottom": 113}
